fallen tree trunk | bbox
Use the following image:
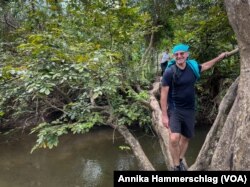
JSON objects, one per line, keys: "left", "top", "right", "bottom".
{"left": 149, "top": 82, "right": 173, "bottom": 170}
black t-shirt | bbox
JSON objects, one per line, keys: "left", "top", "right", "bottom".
{"left": 161, "top": 64, "right": 201, "bottom": 110}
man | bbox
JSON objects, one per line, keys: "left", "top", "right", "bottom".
{"left": 160, "top": 43, "right": 227, "bottom": 171}
{"left": 160, "top": 48, "right": 170, "bottom": 76}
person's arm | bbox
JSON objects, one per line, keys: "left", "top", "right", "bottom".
{"left": 160, "top": 86, "right": 170, "bottom": 128}
{"left": 201, "top": 52, "right": 228, "bottom": 72}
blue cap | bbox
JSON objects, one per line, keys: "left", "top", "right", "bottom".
{"left": 172, "top": 44, "right": 189, "bottom": 54}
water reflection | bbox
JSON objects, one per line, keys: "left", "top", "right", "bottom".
{"left": 82, "top": 160, "right": 102, "bottom": 187}
{"left": 115, "top": 155, "right": 136, "bottom": 170}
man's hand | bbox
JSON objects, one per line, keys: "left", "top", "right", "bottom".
{"left": 218, "top": 52, "right": 228, "bottom": 60}
{"left": 162, "top": 115, "right": 169, "bottom": 128}
{"left": 201, "top": 52, "right": 229, "bottom": 72}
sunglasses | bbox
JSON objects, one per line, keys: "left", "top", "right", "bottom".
{"left": 174, "top": 52, "right": 185, "bottom": 57}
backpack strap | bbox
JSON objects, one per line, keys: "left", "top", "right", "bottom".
{"left": 170, "top": 64, "right": 180, "bottom": 84}
{"left": 186, "top": 60, "right": 200, "bottom": 80}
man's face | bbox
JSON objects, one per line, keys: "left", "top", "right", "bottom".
{"left": 174, "top": 51, "right": 188, "bottom": 65}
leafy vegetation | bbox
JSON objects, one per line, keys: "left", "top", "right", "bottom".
{"left": 0, "top": 0, "right": 154, "bottom": 150}
{"left": 0, "top": 0, "right": 239, "bottom": 150}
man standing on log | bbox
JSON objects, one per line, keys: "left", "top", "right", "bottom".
{"left": 160, "top": 43, "right": 227, "bottom": 171}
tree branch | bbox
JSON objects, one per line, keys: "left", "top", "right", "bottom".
{"left": 4, "top": 14, "right": 18, "bottom": 29}
{"left": 109, "top": 122, "right": 155, "bottom": 170}
{"left": 226, "top": 48, "right": 239, "bottom": 57}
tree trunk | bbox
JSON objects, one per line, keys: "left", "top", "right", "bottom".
{"left": 190, "top": 77, "right": 239, "bottom": 170}
{"left": 209, "top": 1, "right": 250, "bottom": 170}
{"left": 193, "top": 1, "right": 250, "bottom": 170}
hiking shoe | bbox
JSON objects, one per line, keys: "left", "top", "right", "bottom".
{"left": 179, "top": 160, "right": 187, "bottom": 171}
{"left": 172, "top": 166, "right": 181, "bottom": 171}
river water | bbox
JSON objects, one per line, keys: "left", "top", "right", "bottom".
{"left": 0, "top": 125, "right": 209, "bottom": 187}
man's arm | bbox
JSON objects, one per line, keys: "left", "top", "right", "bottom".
{"left": 201, "top": 52, "right": 227, "bottom": 72}
{"left": 160, "top": 86, "right": 170, "bottom": 128}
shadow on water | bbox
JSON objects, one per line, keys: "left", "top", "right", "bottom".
{"left": 0, "top": 125, "right": 210, "bottom": 187}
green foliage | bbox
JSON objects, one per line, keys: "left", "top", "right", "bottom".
{"left": 30, "top": 112, "right": 102, "bottom": 152}
{"left": 119, "top": 145, "right": 131, "bottom": 151}
{"left": 117, "top": 103, "right": 151, "bottom": 126}
{"left": 0, "top": 0, "right": 154, "bottom": 151}
{"left": 138, "top": 0, "right": 176, "bottom": 47}
{"left": 168, "top": 0, "right": 235, "bottom": 57}
{"left": 0, "top": 111, "right": 4, "bottom": 117}
{"left": 30, "top": 122, "right": 66, "bottom": 152}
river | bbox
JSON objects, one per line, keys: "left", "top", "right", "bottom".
{"left": 0, "top": 125, "right": 209, "bottom": 187}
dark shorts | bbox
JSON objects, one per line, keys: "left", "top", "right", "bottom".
{"left": 168, "top": 109, "right": 195, "bottom": 138}
{"left": 160, "top": 61, "right": 168, "bottom": 76}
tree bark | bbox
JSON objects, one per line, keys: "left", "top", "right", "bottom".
{"left": 110, "top": 123, "right": 155, "bottom": 170}
{"left": 191, "top": 1, "right": 250, "bottom": 170}
{"left": 189, "top": 77, "right": 239, "bottom": 170}
{"left": 149, "top": 82, "right": 173, "bottom": 170}
{"left": 208, "top": 1, "right": 250, "bottom": 170}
